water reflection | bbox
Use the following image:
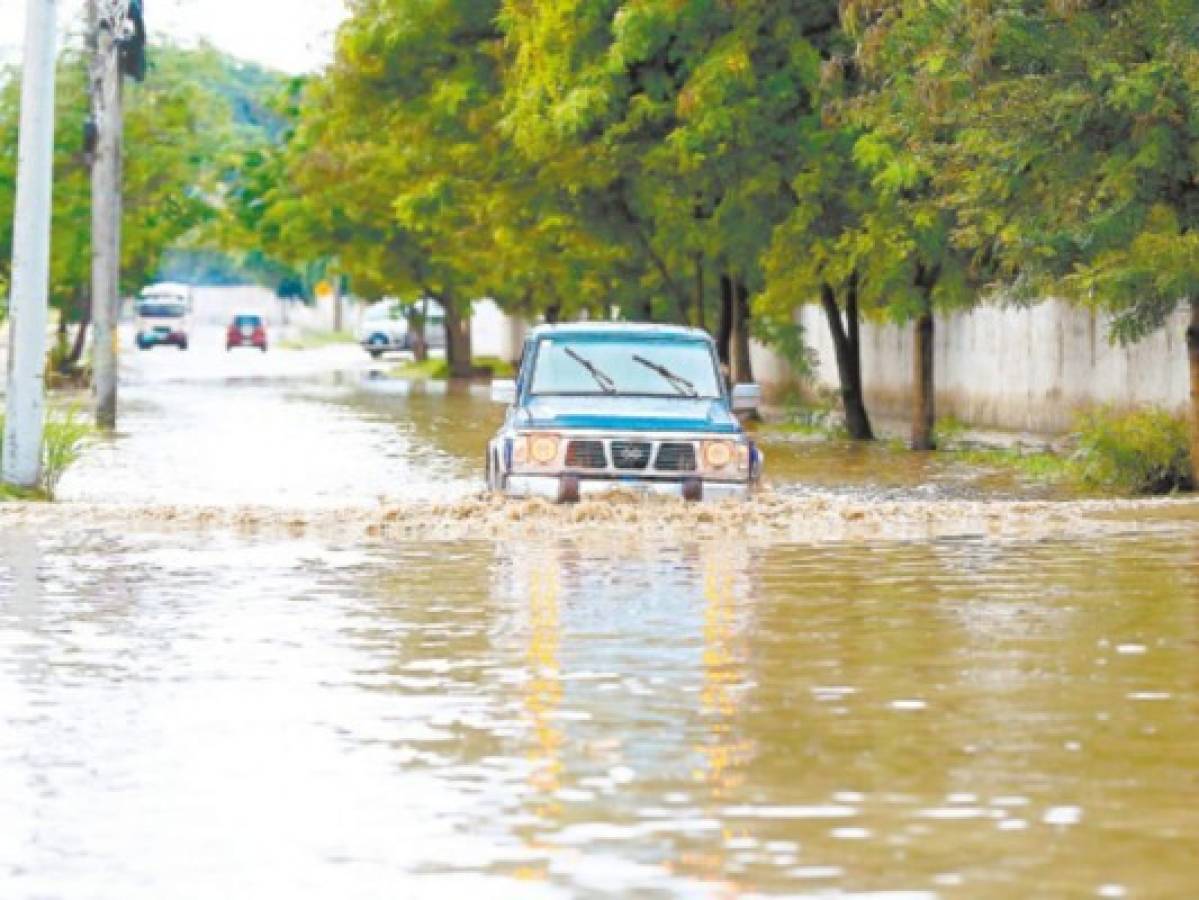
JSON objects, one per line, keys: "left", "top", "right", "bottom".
{"left": 2, "top": 530, "right": 1198, "bottom": 896}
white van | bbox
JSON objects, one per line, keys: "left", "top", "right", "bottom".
{"left": 135, "top": 283, "right": 194, "bottom": 350}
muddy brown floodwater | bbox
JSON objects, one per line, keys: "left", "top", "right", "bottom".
{"left": 3, "top": 340, "right": 1199, "bottom": 897}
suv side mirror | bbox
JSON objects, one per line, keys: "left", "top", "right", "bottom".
{"left": 732, "top": 383, "right": 761, "bottom": 413}
{"left": 491, "top": 379, "right": 517, "bottom": 405}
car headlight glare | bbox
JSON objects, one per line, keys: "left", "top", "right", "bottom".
{"left": 530, "top": 435, "right": 560, "bottom": 465}
{"left": 703, "top": 440, "right": 734, "bottom": 469}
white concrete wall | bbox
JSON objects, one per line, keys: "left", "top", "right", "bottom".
{"left": 757, "top": 300, "right": 1191, "bottom": 435}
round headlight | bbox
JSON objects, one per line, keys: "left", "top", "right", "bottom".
{"left": 530, "top": 435, "right": 560, "bottom": 465}
{"left": 704, "top": 441, "right": 734, "bottom": 469}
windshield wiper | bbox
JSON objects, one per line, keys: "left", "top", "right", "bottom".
{"left": 632, "top": 354, "right": 698, "bottom": 398}
{"left": 564, "top": 347, "right": 617, "bottom": 394}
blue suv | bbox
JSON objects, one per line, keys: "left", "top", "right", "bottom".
{"left": 487, "top": 324, "right": 763, "bottom": 502}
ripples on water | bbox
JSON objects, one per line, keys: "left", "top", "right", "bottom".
{"left": 2, "top": 530, "right": 1197, "bottom": 897}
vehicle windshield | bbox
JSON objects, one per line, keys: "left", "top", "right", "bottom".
{"left": 234, "top": 315, "right": 263, "bottom": 327}
{"left": 137, "top": 303, "right": 186, "bottom": 319}
{"left": 529, "top": 338, "right": 723, "bottom": 398}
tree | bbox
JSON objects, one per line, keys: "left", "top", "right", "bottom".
{"left": 0, "top": 41, "right": 246, "bottom": 363}
{"left": 502, "top": 0, "right": 838, "bottom": 381}
{"left": 284, "top": 0, "right": 518, "bottom": 376}
{"left": 853, "top": 0, "right": 1199, "bottom": 472}
{"left": 757, "top": 44, "right": 879, "bottom": 440}
{"left": 826, "top": 0, "right": 988, "bottom": 450}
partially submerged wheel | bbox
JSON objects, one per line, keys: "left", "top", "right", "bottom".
{"left": 367, "top": 334, "right": 388, "bottom": 359}
{"left": 486, "top": 451, "right": 505, "bottom": 494}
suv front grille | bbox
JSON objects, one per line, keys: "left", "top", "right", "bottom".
{"left": 566, "top": 440, "right": 607, "bottom": 469}
{"left": 655, "top": 443, "right": 698, "bottom": 473}
{"left": 611, "top": 441, "right": 653, "bottom": 470}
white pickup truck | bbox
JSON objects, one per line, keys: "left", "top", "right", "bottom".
{"left": 357, "top": 299, "right": 448, "bottom": 359}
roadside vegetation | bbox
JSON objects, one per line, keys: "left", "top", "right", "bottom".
{"left": 2, "top": 1, "right": 1197, "bottom": 497}
{"left": 764, "top": 402, "right": 1192, "bottom": 496}
{"left": 241, "top": 0, "right": 1196, "bottom": 492}
{"left": 389, "top": 356, "right": 516, "bottom": 381}
{"left": 277, "top": 330, "right": 356, "bottom": 351}
{"left": 0, "top": 407, "right": 94, "bottom": 501}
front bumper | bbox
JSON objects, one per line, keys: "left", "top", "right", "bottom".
{"left": 504, "top": 474, "right": 750, "bottom": 502}
{"left": 139, "top": 331, "right": 184, "bottom": 344}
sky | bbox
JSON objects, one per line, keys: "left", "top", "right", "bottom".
{"left": 1, "top": 0, "right": 349, "bottom": 73}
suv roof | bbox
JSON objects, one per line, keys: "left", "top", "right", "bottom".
{"left": 527, "top": 323, "right": 712, "bottom": 341}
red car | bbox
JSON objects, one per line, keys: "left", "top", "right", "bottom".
{"left": 226, "top": 313, "right": 268, "bottom": 352}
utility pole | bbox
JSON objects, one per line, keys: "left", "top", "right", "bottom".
{"left": 2, "top": 0, "right": 60, "bottom": 490}
{"left": 90, "top": 0, "right": 123, "bottom": 430}
{"left": 88, "top": 0, "right": 144, "bottom": 430}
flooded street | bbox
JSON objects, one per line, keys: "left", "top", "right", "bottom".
{"left": 3, "top": 333, "right": 1199, "bottom": 897}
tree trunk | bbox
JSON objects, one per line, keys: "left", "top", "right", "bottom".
{"left": 332, "top": 275, "right": 345, "bottom": 333}
{"left": 69, "top": 311, "right": 91, "bottom": 367}
{"left": 694, "top": 254, "right": 706, "bottom": 330}
{"left": 820, "top": 281, "right": 874, "bottom": 441}
{"left": 1187, "top": 296, "right": 1199, "bottom": 487}
{"left": 716, "top": 274, "right": 734, "bottom": 367}
{"left": 911, "top": 303, "right": 936, "bottom": 451}
{"left": 730, "top": 280, "right": 754, "bottom": 384}
{"left": 410, "top": 297, "right": 429, "bottom": 363}
{"left": 443, "top": 295, "right": 473, "bottom": 379}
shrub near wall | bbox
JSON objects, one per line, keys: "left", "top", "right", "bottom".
{"left": 1073, "top": 408, "right": 1193, "bottom": 495}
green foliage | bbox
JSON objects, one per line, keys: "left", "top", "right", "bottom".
{"left": 41, "top": 407, "right": 93, "bottom": 499}
{"left": 771, "top": 389, "right": 846, "bottom": 439}
{"left": 751, "top": 318, "right": 814, "bottom": 378}
{"left": 390, "top": 356, "right": 516, "bottom": 381}
{"left": 0, "top": 406, "right": 94, "bottom": 501}
{"left": 1072, "top": 407, "right": 1193, "bottom": 495}
{"left": 931, "top": 416, "right": 969, "bottom": 448}
{"left": 277, "top": 330, "right": 355, "bottom": 350}
{"left": 855, "top": 0, "right": 1199, "bottom": 341}
{"left": 502, "top": 0, "right": 840, "bottom": 323}
{"left": 0, "top": 41, "right": 292, "bottom": 324}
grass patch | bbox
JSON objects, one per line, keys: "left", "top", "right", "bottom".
{"left": 948, "top": 445, "right": 1074, "bottom": 484}
{"left": 389, "top": 356, "right": 515, "bottom": 380}
{"left": 278, "top": 330, "right": 357, "bottom": 350}
{"left": 760, "top": 388, "right": 847, "bottom": 439}
{"left": 936, "top": 408, "right": 1193, "bottom": 495}
{"left": 0, "top": 406, "right": 95, "bottom": 501}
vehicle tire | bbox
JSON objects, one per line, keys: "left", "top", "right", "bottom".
{"left": 261, "top": 344, "right": 268, "bottom": 353}
{"left": 487, "top": 451, "right": 506, "bottom": 494}
{"left": 179, "top": 340, "right": 189, "bottom": 351}
{"left": 367, "top": 334, "right": 389, "bottom": 358}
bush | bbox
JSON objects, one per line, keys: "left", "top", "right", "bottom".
{"left": 42, "top": 407, "right": 93, "bottom": 498}
{"left": 1072, "top": 407, "right": 1193, "bottom": 494}
{"left": 0, "top": 406, "right": 94, "bottom": 500}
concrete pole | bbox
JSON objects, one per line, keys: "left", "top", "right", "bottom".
{"left": 91, "top": 9, "right": 122, "bottom": 430}
{"left": 3, "top": 0, "right": 59, "bottom": 489}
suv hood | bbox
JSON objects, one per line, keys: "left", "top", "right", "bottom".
{"left": 520, "top": 396, "right": 741, "bottom": 434}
